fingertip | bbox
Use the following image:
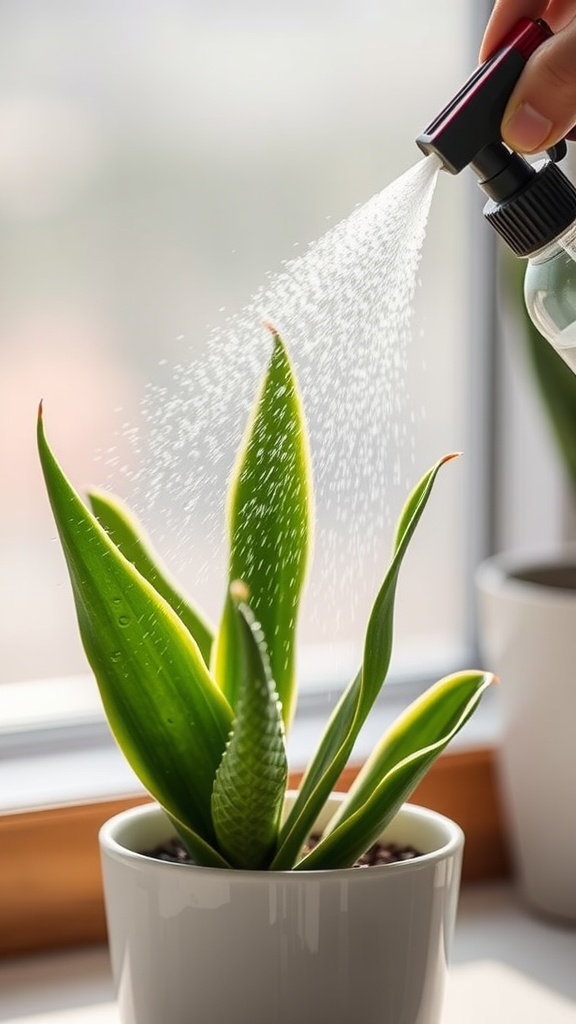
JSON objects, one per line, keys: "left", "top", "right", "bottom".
{"left": 502, "top": 101, "right": 554, "bottom": 153}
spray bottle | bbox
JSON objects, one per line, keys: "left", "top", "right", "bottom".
{"left": 417, "top": 17, "right": 576, "bottom": 372}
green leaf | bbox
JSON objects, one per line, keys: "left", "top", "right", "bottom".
{"left": 296, "top": 670, "right": 494, "bottom": 870}
{"left": 88, "top": 487, "right": 213, "bottom": 667}
{"left": 37, "top": 406, "right": 233, "bottom": 862}
{"left": 213, "top": 329, "right": 312, "bottom": 729}
{"left": 271, "top": 454, "right": 459, "bottom": 870}
{"left": 211, "top": 591, "right": 239, "bottom": 699}
{"left": 166, "top": 811, "right": 232, "bottom": 869}
{"left": 211, "top": 587, "right": 288, "bottom": 869}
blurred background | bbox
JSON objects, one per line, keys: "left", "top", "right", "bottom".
{"left": 0, "top": 0, "right": 472, "bottom": 689}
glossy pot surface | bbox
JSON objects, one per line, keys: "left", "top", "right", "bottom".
{"left": 477, "top": 551, "right": 576, "bottom": 920}
{"left": 100, "top": 793, "right": 463, "bottom": 1024}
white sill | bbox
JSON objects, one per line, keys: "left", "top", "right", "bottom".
{"left": 1, "top": 883, "right": 575, "bottom": 1022}
{"left": 0, "top": 678, "right": 499, "bottom": 812}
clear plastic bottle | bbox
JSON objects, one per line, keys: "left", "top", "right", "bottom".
{"left": 524, "top": 224, "right": 576, "bottom": 372}
{"left": 474, "top": 154, "right": 576, "bottom": 377}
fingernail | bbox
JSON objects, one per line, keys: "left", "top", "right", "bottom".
{"left": 503, "top": 103, "right": 553, "bottom": 152}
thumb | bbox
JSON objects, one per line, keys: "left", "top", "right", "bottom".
{"left": 502, "top": 20, "right": 576, "bottom": 152}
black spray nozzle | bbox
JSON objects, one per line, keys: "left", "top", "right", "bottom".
{"left": 416, "top": 17, "right": 552, "bottom": 174}
{"left": 416, "top": 17, "right": 576, "bottom": 256}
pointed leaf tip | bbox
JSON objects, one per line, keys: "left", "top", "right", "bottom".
{"left": 38, "top": 399, "right": 44, "bottom": 420}
{"left": 262, "top": 319, "right": 279, "bottom": 339}
{"left": 230, "top": 579, "right": 251, "bottom": 603}
{"left": 441, "top": 451, "right": 462, "bottom": 465}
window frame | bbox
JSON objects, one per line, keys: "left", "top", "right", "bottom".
{"left": 1, "top": 0, "right": 501, "bottom": 808}
{"left": 2, "top": 163, "right": 499, "bottom": 778}
{"left": 5, "top": 0, "right": 558, "bottom": 959}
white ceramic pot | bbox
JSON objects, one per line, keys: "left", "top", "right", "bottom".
{"left": 477, "top": 550, "right": 576, "bottom": 920}
{"left": 100, "top": 793, "right": 463, "bottom": 1024}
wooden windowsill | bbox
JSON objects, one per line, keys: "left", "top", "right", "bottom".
{"left": 0, "top": 746, "right": 510, "bottom": 958}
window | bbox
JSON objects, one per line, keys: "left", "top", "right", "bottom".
{"left": 2, "top": 1, "right": 485, "bottom": 712}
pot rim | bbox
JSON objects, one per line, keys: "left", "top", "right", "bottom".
{"left": 476, "top": 547, "right": 576, "bottom": 598}
{"left": 99, "top": 795, "right": 463, "bottom": 879}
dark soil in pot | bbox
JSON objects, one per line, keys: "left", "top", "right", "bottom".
{"left": 144, "top": 836, "right": 422, "bottom": 868}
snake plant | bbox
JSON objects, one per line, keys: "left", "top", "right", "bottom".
{"left": 38, "top": 327, "right": 493, "bottom": 870}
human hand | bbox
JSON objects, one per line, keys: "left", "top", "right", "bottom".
{"left": 480, "top": 1, "right": 576, "bottom": 152}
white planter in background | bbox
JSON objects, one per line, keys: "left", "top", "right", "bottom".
{"left": 477, "top": 550, "right": 576, "bottom": 921}
{"left": 100, "top": 793, "right": 464, "bottom": 1024}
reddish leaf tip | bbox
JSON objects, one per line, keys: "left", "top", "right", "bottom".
{"left": 262, "top": 319, "right": 279, "bottom": 338}
{"left": 38, "top": 399, "right": 44, "bottom": 420}
{"left": 230, "top": 579, "right": 251, "bottom": 603}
